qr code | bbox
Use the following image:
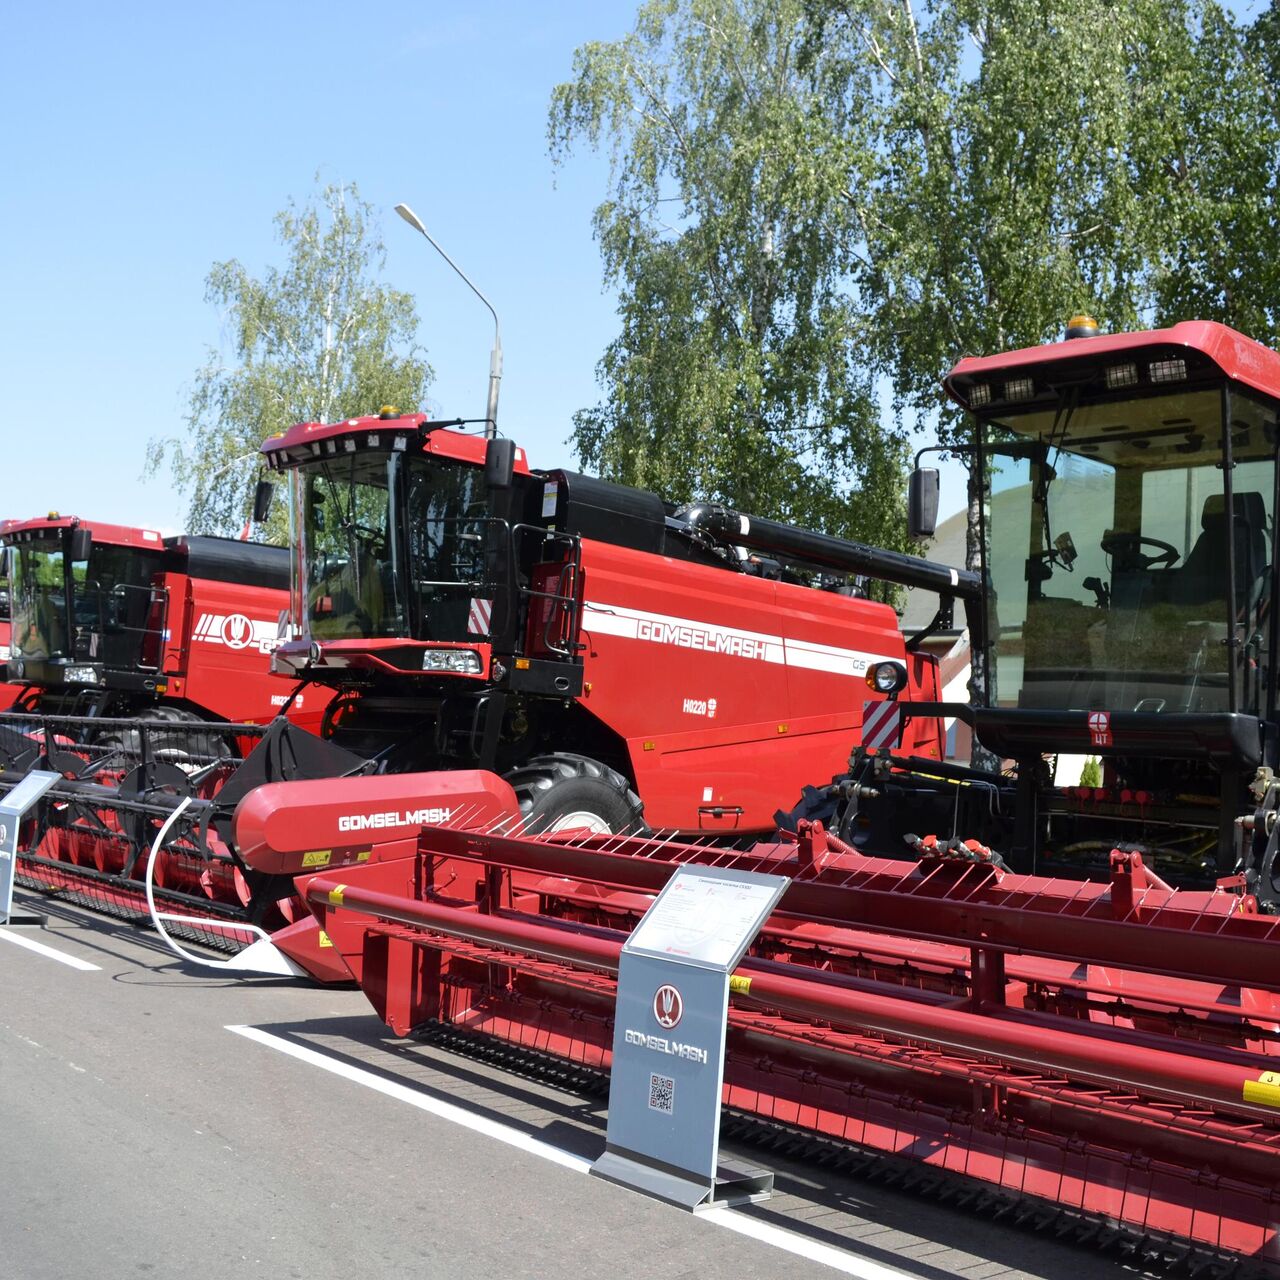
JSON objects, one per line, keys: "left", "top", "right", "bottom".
{"left": 648, "top": 1072, "right": 675, "bottom": 1115}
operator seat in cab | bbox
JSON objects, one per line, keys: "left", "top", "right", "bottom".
{"left": 1163, "top": 492, "right": 1268, "bottom": 615}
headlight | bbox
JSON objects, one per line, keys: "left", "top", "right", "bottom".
{"left": 866, "top": 661, "right": 907, "bottom": 695}
{"left": 64, "top": 665, "right": 99, "bottom": 684}
{"left": 422, "top": 648, "right": 483, "bottom": 675}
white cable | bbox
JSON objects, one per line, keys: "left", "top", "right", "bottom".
{"left": 144, "top": 796, "right": 304, "bottom": 977}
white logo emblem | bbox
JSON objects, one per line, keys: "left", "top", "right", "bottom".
{"left": 221, "top": 614, "right": 253, "bottom": 649}
{"left": 653, "top": 984, "right": 683, "bottom": 1030}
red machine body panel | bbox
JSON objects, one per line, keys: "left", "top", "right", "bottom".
{"left": 575, "top": 538, "right": 940, "bottom": 829}
{"left": 164, "top": 571, "right": 319, "bottom": 729}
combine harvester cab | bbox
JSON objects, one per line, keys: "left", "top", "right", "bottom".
{"left": 797, "top": 319, "right": 1280, "bottom": 898}
{"left": 0, "top": 515, "right": 348, "bottom": 946}
{"left": 245, "top": 322, "right": 1280, "bottom": 1267}
{"left": 258, "top": 410, "right": 969, "bottom": 836}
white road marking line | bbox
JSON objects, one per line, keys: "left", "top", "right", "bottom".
{"left": 227, "top": 1024, "right": 910, "bottom": 1279}
{"left": 0, "top": 928, "right": 102, "bottom": 970}
{"left": 225, "top": 1024, "right": 590, "bottom": 1172}
{"left": 700, "top": 1206, "right": 911, "bottom": 1278}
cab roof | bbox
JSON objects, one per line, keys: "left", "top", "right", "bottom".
{"left": 945, "top": 321, "right": 1280, "bottom": 411}
{"left": 0, "top": 516, "right": 165, "bottom": 550}
{"left": 259, "top": 412, "right": 533, "bottom": 475}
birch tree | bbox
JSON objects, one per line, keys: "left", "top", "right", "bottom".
{"left": 148, "top": 180, "right": 431, "bottom": 540}
{"left": 552, "top": 0, "right": 1278, "bottom": 554}
{"left": 550, "top": 0, "right": 908, "bottom": 548}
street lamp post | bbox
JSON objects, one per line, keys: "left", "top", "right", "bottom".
{"left": 394, "top": 203, "right": 502, "bottom": 440}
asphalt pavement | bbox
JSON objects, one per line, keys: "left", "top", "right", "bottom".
{"left": 0, "top": 889, "right": 1146, "bottom": 1280}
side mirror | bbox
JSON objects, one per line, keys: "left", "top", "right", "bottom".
{"left": 484, "top": 437, "right": 516, "bottom": 490}
{"left": 907, "top": 468, "right": 939, "bottom": 540}
{"left": 253, "top": 479, "right": 275, "bottom": 525}
{"left": 68, "top": 526, "right": 92, "bottom": 562}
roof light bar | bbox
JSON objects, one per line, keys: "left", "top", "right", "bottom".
{"left": 1149, "top": 357, "right": 1187, "bottom": 384}
{"left": 1104, "top": 362, "right": 1139, "bottom": 390}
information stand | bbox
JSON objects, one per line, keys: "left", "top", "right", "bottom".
{"left": 0, "top": 771, "right": 60, "bottom": 926}
{"left": 590, "top": 862, "right": 789, "bottom": 1211}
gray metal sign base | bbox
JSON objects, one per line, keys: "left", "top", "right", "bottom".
{"left": 593, "top": 863, "right": 790, "bottom": 1213}
{"left": 0, "top": 771, "right": 62, "bottom": 926}
{"left": 591, "top": 1147, "right": 773, "bottom": 1211}
{"left": 1, "top": 907, "right": 45, "bottom": 927}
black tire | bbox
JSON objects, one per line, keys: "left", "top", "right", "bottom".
{"left": 97, "top": 705, "right": 234, "bottom": 767}
{"left": 504, "top": 752, "right": 644, "bottom": 835}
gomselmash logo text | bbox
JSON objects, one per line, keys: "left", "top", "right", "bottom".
{"left": 623, "top": 1030, "right": 709, "bottom": 1065}
{"left": 337, "top": 808, "right": 455, "bottom": 832}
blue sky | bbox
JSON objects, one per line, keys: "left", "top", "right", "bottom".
{"left": 12, "top": 2, "right": 1258, "bottom": 539}
{"left": 2, "top": 2, "right": 639, "bottom": 532}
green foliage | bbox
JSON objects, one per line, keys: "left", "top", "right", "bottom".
{"left": 148, "top": 180, "right": 431, "bottom": 541}
{"left": 552, "top": 0, "right": 1280, "bottom": 542}
{"left": 550, "top": 0, "right": 908, "bottom": 546}
{"left": 809, "top": 0, "right": 1280, "bottom": 439}
{"left": 1079, "top": 756, "right": 1103, "bottom": 788}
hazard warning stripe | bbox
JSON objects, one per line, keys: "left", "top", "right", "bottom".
{"left": 861, "top": 699, "right": 902, "bottom": 749}
{"left": 468, "top": 598, "right": 494, "bottom": 636}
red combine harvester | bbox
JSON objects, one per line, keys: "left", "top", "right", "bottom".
{"left": 256, "top": 411, "right": 958, "bottom": 834}
{"left": 0, "top": 515, "right": 343, "bottom": 948}
{"left": 1, "top": 515, "right": 313, "bottom": 725}
{"left": 239, "top": 321, "right": 1280, "bottom": 1268}
{"left": 0, "top": 437, "right": 968, "bottom": 974}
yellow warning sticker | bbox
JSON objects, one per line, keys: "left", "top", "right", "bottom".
{"left": 729, "top": 975, "right": 752, "bottom": 995}
{"left": 301, "top": 850, "right": 331, "bottom": 868}
{"left": 1243, "top": 1070, "right": 1280, "bottom": 1108}
{"left": 317, "top": 929, "right": 333, "bottom": 949}
{"left": 328, "top": 884, "right": 346, "bottom": 907}
{"left": 356, "top": 850, "right": 372, "bottom": 863}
